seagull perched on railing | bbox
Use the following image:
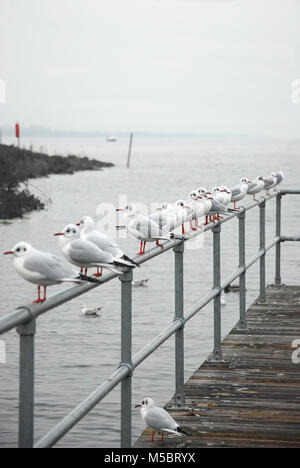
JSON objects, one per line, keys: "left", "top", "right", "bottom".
{"left": 76, "top": 216, "right": 138, "bottom": 275}
{"left": 3, "top": 241, "right": 98, "bottom": 303}
{"left": 272, "top": 171, "right": 284, "bottom": 190}
{"left": 116, "top": 204, "right": 183, "bottom": 255}
{"left": 230, "top": 177, "right": 251, "bottom": 209}
{"left": 247, "top": 176, "right": 265, "bottom": 201}
{"left": 55, "top": 224, "right": 136, "bottom": 276}
{"left": 135, "top": 397, "right": 189, "bottom": 442}
{"left": 263, "top": 173, "right": 277, "bottom": 195}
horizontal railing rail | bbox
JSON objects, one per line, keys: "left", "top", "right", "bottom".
{"left": 0, "top": 188, "right": 299, "bottom": 448}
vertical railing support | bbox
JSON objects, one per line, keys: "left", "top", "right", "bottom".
{"left": 259, "top": 200, "right": 266, "bottom": 303}
{"left": 173, "top": 241, "right": 185, "bottom": 408}
{"left": 212, "top": 224, "right": 222, "bottom": 361}
{"left": 275, "top": 193, "right": 282, "bottom": 285}
{"left": 238, "top": 210, "right": 247, "bottom": 329}
{"left": 17, "top": 318, "right": 36, "bottom": 448}
{"left": 119, "top": 269, "right": 133, "bottom": 448}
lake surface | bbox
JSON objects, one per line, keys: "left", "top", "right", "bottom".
{"left": 0, "top": 136, "right": 299, "bottom": 447}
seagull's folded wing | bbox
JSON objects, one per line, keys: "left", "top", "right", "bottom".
{"left": 24, "top": 250, "right": 77, "bottom": 281}
{"left": 69, "top": 239, "right": 113, "bottom": 265}
{"left": 144, "top": 406, "right": 178, "bottom": 432}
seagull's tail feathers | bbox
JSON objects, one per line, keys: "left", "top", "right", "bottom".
{"left": 122, "top": 254, "right": 140, "bottom": 267}
{"left": 77, "top": 274, "right": 102, "bottom": 283}
{"left": 176, "top": 426, "right": 189, "bottom": 436}
{"left": 112, "top": 259, "right": 136, "bottom": 269}
{"left": 170, "top": 233, "right": 185, "bottom": 241}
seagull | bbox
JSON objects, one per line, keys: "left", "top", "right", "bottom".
{"left": 55, "top": 224, "right": 136, "bottom": 276}
{"left": 135, "top": 397, "right": 188, "bottom": 442}
{"left": 3, "top": 241, "right": 97, "bottom": 303}
{"left": 173, "top": 200, "right": 193, "bottom": 234}
{"left": 247, "top": 176, "right": 265, "bottom": 201}
{"left": 77, "top": 216, "right": 138, "bottom": 275}
{"left": 230, "top": 177, "right": 251, "bottom": 209}
{"left": 132, "top": 278, "right": 149, "bottom": 287}
{"left": 149, "top": 202, "right": 176, "bottom": 231}
{"left": 187, "top": 190, "right": 205, "bottom": 230}
{"left": 116, "top": 204, "right": 183, "bottom": 255}
{"left": 80, "top": 304, "right": 102, "bottom": 316}
{"left": 272, "top": 171, "right": 284, "bottom": 191}
{"left": 263, "top": 173, "right": 277, "bottom": 195}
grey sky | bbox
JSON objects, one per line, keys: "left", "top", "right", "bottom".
{"left": 0, "top": 0, "right": 300, "bottom": 136}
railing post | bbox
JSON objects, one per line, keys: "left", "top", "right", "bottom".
{"left": 259, "top": 200, "right": 266, "bottom": 303}
{"left": 275, "top": 193, "right": 282, "bottom": 285}
{"left": 119, "top": 269, "right": 133, "bottom": 448}
{"left": 17, "top": 318, "right": 36, "bottom": 448}
{"left": 238, "top": 210, "right": 247, "bottom": 329}
{"left": 173, "top": 241, "right": 185, "bottom": 408}
{"left": 212, "top": 224, "right": 222, "bottom": 361}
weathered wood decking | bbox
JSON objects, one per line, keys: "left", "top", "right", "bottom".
{"left": 134, "top": 285, "right": 300, "bottom": 448}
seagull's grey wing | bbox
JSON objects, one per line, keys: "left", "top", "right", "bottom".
{"left": 145, "top": 406, "right": 178, "bottom": 432}
{"left": 210, "top": 199, "right": 228, "bottom": 213}
{"left": 247, "top": 182, "right": 257, "bottom": 193}
{"left": 68, "top": 240, "right": 113, "bottom": 265}
{"left": 24, "top": 251, "right": 77, "bottom": 281}
{"left": 230, "top": 186, "right": 241, "bottom": 199}
{"left": 135, "top": 216, "right": 170, "bottom": 239}
{"left": 149, "top": 212, "right": 168, "bottom": 228}
{"left": 87, "top": 232, "right": 123, "bottom": 257}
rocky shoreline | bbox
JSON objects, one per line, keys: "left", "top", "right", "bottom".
{"left": 0, "top": 144, "right": 114, "bottom": 219}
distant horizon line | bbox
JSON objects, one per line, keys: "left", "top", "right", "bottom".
{"left": 0, "top": 124, "right": 297, "bottom": 140}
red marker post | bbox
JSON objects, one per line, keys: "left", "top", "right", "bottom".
{"left": 15, "top": 122, "right": 20, "bottom": 147}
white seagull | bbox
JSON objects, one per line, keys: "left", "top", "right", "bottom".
{"left": 55, "top": 224, "right": 136, "bottom": 276}
{"left": 3, "top": 241, "right": 95, "bottom": 303}
{"left": 117, "top": 204, "right": 183, "bottom": 255}
{"left": 77, "top": 216, "right": 138, "bottom": 275}
{"left": 247, "top": 176, "right": 265, "bottom": 201}
{"left": 80, "top": 304, "right": 102, "bottom": 316}
{"left": 230, "top": 177, "right": 251, "bottom": 209}
{"left": 135, "top": 397, "right": 188, "bottom": 442}
{"left": 263, "top": 173, "right": 277, "bottom": 195}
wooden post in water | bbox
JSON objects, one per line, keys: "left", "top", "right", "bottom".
{"left": 126, "top": 133, "right": 133, "bottom": 168}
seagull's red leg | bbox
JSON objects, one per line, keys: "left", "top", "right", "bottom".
{"left": 190, "top": 220, "right": 196, "bottom": 231}
{"left": 93, "top": 267, "right": 103, "bottom": 277}
{"left": 147, "top": 431, "right": 155, "bottom": 442}
{"left": 34, "top": 286, "right": 41, "bottom": 303}
{"left": 156, "top": 240, "right": 164, "bottom": 249}
{"left": 42, "top": 287, "right": 47, "bottom": 303}
{"left": 137, "top": 240, "right": 144, "bottom": 255}
{"left": 253, "top": 194, "right": 257, "bottom": 202}
{"left": 143, "top": 241, "right": 147, "bottom": 253}
{"left": 160, "top": 432, "right": 164, "bottom": 442}
{"left": 181, "top": 224, "right": 186, "bottom": 234}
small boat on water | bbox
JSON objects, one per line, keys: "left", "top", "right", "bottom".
{"left": 106, "top": 136, "right": 117, "bottom": 142}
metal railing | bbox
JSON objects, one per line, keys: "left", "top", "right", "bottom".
{"left": 0, "top": 188, "right": 299, "bottom": 448}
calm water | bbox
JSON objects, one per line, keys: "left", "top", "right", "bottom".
{"left": 0, "top": 137, "right": 299, "bottom": 448}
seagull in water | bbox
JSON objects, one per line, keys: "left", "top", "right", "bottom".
{"left": 55, "top": 224, "right": 136, "bottom": 276}
{"left": 135, "top": 397, "right": 189, "bottom": 442}
{"left": 3, "top": 242, "right": 98, "bottom": 303}
{"left": 116, "top": 204, "right": 183, "bottom": 255}
{"left": 80, "top": 304, "right": 102, "bottom": 316}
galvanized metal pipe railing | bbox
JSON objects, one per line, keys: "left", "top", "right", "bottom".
{"left": 0, "top": 188, "right": 300, "bottom": 449}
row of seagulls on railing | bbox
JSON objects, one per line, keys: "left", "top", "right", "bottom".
{"left": 3, "top": 171, "right": 283, "bottom": 303}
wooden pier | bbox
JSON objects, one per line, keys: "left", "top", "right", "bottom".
{"left": 134, "top": 285, "right": 300, "bottom": 448}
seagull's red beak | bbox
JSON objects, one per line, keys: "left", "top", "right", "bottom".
{"left": 116, "top": 208, "right": 123, "bottom": 212}
{"left": 76, "top": 222, "right": 81, "bottom": 226}
{"left": 135, "top": 404, "right": 142, "bottom": 408}
{"left": 3, "top": 250, "right": 13, "bottom": 255}
{"left": 197, "top": 196, "right": 202, "bottom": 199}
{"left": 54, "top": 232, "right": 63, "bottom": 236}
{"left": 206, "top": 191, "right": 211, "bottom": 195}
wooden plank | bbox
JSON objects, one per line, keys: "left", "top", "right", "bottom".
{"left": 134, "top": 285, "right": 300, "bottom": 448}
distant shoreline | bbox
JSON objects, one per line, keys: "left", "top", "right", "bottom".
{"left": 0, "top": 144, "right": 113, "bottom": 220}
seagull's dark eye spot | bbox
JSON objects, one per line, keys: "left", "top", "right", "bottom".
{"left": 66, "top": 229, "right": 70, "bottom": 233}
{"left": 142, "top": 400, "right": 145, "bottom": 405}
{"left": 16, "top": 248, "right": 20, "bottom": 252}
{"left": 24, "top": 248, "right": 27, "bottom": 252}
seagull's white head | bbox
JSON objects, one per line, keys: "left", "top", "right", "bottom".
{"left": 241, "top": 177, "right": 251, "bottom": 185}
{"left": 135, "top": 397, "right": 155, "bottom": 409}
{"left": 77, "top": 216, "right": 95, "bottom": 233}
{"left": 257, "top": 176, "right": 264, "bottom": 182}
{"left": 189, "top": 190, "right": 201, "bottom": 201}
{"left": 220, "top": 185, "right": 231, "bottom": 194}
{"left": 271, "top": 171, "right": 277, "bottom": 178}
{"left": 4, "top": 241, "right": 32, "bottom": 258}
{"left": 55, "top": 224, "right": 79, "bottom": 239}
{"left": 197, "top": 187, "right": 210, "bottom": 198}
{"left": 211, "top": 186, "right": 220, "bottom": 193}
{"left": 117, "top": 203, "right": 138, "bottom": 217}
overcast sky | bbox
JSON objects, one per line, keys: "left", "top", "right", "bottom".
{"left": 0, "top": 0, "right": 300, "bottom": 136}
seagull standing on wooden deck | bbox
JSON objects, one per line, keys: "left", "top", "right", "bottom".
{"left": 135, "top": 397, "right": 188, "bottom": 442}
